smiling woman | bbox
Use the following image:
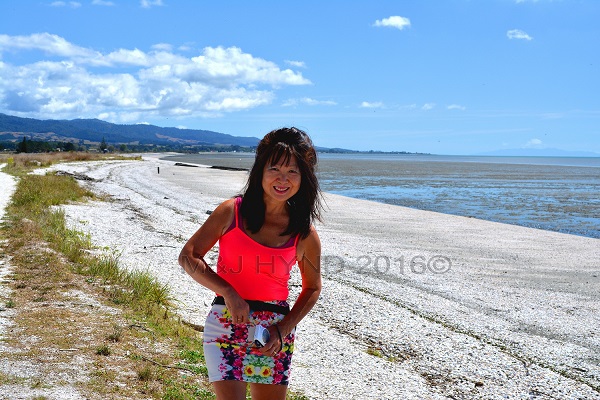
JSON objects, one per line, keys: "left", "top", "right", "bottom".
{"left": 178, "top": 127, "right": 324, "bottom": 400}
{"left": 263, "top": 160, "right": 301, "bottom": 199}
{"left": 242, "top": 128, "right": 322, "bottom": 240}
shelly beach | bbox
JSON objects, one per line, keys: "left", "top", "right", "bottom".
{"left": 33, "top": 156, "right": 600, "bottom": 399}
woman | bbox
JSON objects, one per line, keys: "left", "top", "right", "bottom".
{"left": 178, "top": 127, "right": 323, "bottom": 400}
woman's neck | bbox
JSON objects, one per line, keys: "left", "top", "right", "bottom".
{"left": 263, "top": 196, "right": 289, "bottom": 217}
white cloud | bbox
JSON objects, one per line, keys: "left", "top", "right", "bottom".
{"left": 187, "top": 47, "right": 310, "bottom": 86}
{"left": 50, "top": 1, "right": 82, "bottom": 8}
{"left": 447, "top": 104, "right": 466, "bottom": 111}
{"left": 285, "top": 60, "right": 306, "bottom": 68}
{"left": 92, "top": 0, "right": 115, "bottom": 5}
{"left": 141, "top": 0, "right": 164, "bottom": 8}
{"left": 178, "top": 44, "right": 193, "bottom": 52}
{"left": 283, "top": 97, "right": 337, "bottom": 107}
{"left": 515, "top": 0, "right": 560, "bottom": 3}
{"left": 373, "top": 16, "right": 411, "bottom": 31}
{"left": 507, "top": 29, "right": 533, "bottom": 41}
{"left": 541, "top": 113, "right": 563, "bottom": 119}
{"left": 399, "top": 104, "right": 417, "bottom": 110}
{"left": 152, "top": 43, "right": 173, "bottom": 52}
{"left": 0, "top": 33, "right": 311, "bottom": 121}
{"left": 422, "top": 103, "right": 436, "bottom": 110}
{"left": 360, "top": 101, "right": 384, "bottom": 109}
{"left": 281, "top": 99, "right": 298, "bottom": 107}
{"left": 0, "top": 33, "right": 100, "bottom": 60}
{"left": 524, "top": 138, "right": 543, "bottom": 148}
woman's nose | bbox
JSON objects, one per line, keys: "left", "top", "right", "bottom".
{"left": 276, "top": 171, "right": 290, "bottom": 182}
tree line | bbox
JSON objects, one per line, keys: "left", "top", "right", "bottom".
{"left": 9, "top": 137, "right": 82, "bottom": 153}
{"left": 0, "top": 136, "right": 256, "bottom": 154}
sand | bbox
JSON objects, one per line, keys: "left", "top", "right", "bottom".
{"left": 24, "top": 156, "right": 600, "bottom": 399}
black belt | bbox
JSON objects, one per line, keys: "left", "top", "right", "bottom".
{"left": 212, "top": 296, "right": 290, "bottom": 315}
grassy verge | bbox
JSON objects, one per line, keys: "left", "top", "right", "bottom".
{"left": 0, "top": 154, "right": 310, "bottom": 399}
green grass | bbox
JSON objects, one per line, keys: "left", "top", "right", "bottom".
{"left": 107, "top": 324, "right": 124, "bottom": 343}
{"left": 11, "top": 173, "right": 92, "bottom": 210}
{"left": 162, "top": 380, "right": 215, "bottom": 400}
{"left": 95, "top": 345, "right": 111, "bottom": 356}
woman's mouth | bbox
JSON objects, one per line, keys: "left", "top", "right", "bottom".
{"left": 274, "top": 186, "right": 290, "bottom": 194}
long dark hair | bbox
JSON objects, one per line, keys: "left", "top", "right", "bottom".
{"left": 240, "top": 127, "right": 323, "bottom": 239}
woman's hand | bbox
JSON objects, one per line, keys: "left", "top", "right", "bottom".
{"left": 223, "top": 290, "right": 250, "bottom": 324}
{"left": 259, "top": 324, "right": 283, "bottom": 356}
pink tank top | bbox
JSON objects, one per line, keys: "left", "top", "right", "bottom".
{"left": 216, "top": 197, "right": 299, "bottom": 301}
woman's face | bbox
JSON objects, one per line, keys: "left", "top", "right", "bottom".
{"left": 262, "top": 154, "right": 302, "bottom": 203}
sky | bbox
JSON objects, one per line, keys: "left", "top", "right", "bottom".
{"left": 0, "top": 0, "right": 599, "bottom": 155}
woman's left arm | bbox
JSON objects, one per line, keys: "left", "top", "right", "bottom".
{"left": 277, "top": 226, "right": 322, "bottom": 338}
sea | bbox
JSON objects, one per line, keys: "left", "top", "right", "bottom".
{"left": 162, "top": 153, "right": 600, "bottom": 239}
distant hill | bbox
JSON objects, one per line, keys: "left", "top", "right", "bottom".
{"left": 0, "top": 113, "right": 260, "bottom": 147}
{"left": 477, "top": 148, "right": 600, "bottom": 157}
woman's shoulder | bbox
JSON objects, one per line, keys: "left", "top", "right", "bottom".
{"left": 209, "top": 197, "right": 237, "bottom": 234}
{"left": 298, "top": 225, "right": 321, "bottom": 249}
{"left": 296, "top": 225, "right": 321, "bottom": 269}
{"left": 214, "top": 197, "right": 237, "bottom": 213}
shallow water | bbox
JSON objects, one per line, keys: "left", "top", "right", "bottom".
{"left": 163, "top": 153, "right": 600, "bottom": 239}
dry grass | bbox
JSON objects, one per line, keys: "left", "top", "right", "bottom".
{"left": 0, "top": 152, "right": 141, "bottom": 175}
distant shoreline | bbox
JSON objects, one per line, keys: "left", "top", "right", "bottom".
{"left": 162, "top": 152, "right": 600, "bottom": 240}
{"left": 163, "top": 151, "right": 600, "bottom": 167}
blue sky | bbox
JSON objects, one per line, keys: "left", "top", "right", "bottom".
{"left": 0, "top": 0, "right": 599, "bottom": 155}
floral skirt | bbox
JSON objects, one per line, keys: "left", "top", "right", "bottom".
{"left": 203, "top": 301, "right": 296, "bottom": 385}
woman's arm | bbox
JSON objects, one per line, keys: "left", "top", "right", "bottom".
{"left": 271, "top": 226, "right": 322, "bottom": 341}
{"left": 178, "top": 198, "right": 251, "bottom": 323}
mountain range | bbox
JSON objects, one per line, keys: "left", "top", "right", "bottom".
{"left": 0, "top": 113, "right": 259, "bottom": 147}
{"left": 3, "top": 113, "right": 596, "bottom": 157}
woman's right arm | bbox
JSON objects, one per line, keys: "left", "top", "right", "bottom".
{"left": 178, "top": 198, "right": 250, "bottom": 322}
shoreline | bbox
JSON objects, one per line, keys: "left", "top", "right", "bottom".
{"left": 160, "top": 153, "right": 600, "bottom": 240}
{"left": 32, "top": 156, "right": 600, "bottom": 399}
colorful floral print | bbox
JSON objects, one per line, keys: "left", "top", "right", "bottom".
{"left": 203, "top": 301, "right": 295, "bottom": 385}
